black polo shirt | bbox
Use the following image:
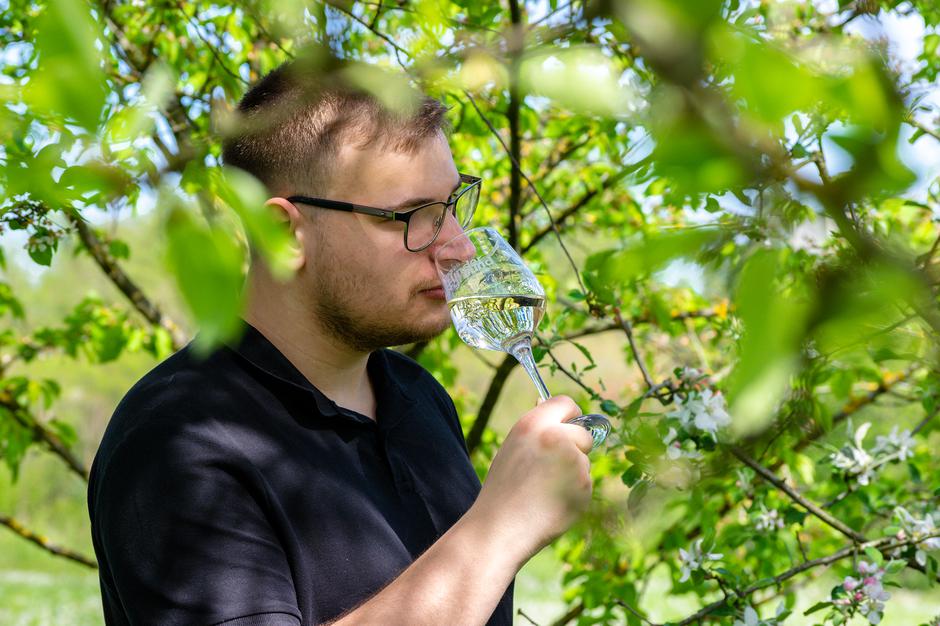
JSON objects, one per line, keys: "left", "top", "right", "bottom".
{"left": 87, "top": 321, "right": 514, "bottom": 625}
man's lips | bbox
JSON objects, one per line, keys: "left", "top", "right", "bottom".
{"left": 419, "top": 286, "right": 446, "bottom": 300}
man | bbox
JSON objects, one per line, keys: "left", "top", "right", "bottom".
{"left": 87, "top": 60, "right": 594, "bottom": 626}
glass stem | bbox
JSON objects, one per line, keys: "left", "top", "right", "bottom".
{"left": 505, "top": 336, "right": 551, "bottom": 402}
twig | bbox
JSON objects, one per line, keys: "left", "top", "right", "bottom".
{"left": 462, "top": 91, "right": 588, "bottom": 295}
{"left": 795, "top": 530, "right": 809, "bottom": 563}
{"left": 520, "top": 166, "right": 636, "bottom": 255}
{"left": 674, "top": 532, "right": 940, "bottom": 625}
{"left": 527, "top": 0, "right": 577, "bottom": 29}
{"left": 65, "top": 210, "right": 187, "bottom": 350}
{"left": 729, "top": 445, "right": 865, "bottom": 542}
{"left": 907, "top": 115, "right": 940, "bottom": 144}
{"left": 517, "top": 608, "right": 542, "bottom": 626}
{"left": 543, "top": 347, "right": 602, "bottom": 401}
{"left": 615, "top": 599, "right": 660, "bottom": 626}
{"left": 0, "top": 514, "right": 97, "bottom": 569}
{"left": 548, "top": 602, "right": 584, "bottom": 626}
{"left": 175, "top": 1, "right": 248, "bottom": 86}
{"left": 911, "top": 405, "right": 939, "bottom": 436}
{"left": 612, "top": 306, "right": 655, "bottom": 390}
{"left": 466, "top": 354, "right": 517, "bottom": 454}
{"left": 0, "top": 393, "right": 88, "bottom": 482}
{"left": 562, "top": 305, "right": 726, "bottom": 341}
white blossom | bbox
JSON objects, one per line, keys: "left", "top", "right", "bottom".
{"left": 895, "top": 507, "right": 940, "bottom": 563}
{"left": 829, "top": 422, "right": 877, "bottom": 485}
{"left": 662, "top": 427, "right": 703, "bottom": 462}
{"left": 677, "top": 538, "right": 722, "bottom": 583}
{"left": 872, "top": 426, "right": 916, "bottom": 460}
{"left": 663, "top": 427, "right": 682, "bottom": 460}
{"left": 732, "top": 602, "right": 787, "bottom": 626}
{"left": 733, "top": 605, "right": 759, "bottom": 626}
{"left": 754, "top": 507, "right": 785, "bottom": 532}
{"left": 667, "top": 388, "right": 731, "bottom": 435}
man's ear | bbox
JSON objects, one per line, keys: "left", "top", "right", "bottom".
{"left": 265, "top": 197, "right": 307, "bottom": 272}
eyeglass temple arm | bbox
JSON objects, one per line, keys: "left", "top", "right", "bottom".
{"left": 286, "top": 196, "right": 399, "bottom": 220}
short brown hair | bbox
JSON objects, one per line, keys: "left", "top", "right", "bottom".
{"left": 221, "top": 60, "right": 449, "bottom": 198}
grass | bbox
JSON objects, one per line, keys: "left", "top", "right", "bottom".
{"left": 0, "top": 569, "right": 102, "bottom": 626}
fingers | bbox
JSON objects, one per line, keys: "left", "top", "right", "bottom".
{"left": 535, "top": 396, "right": 582, "bottom": 423}
{"left": 532, "top": 396, "right": 594, "bottom": 454}
{"left": 560, "top": 420, "right": 595, "bottom": 454}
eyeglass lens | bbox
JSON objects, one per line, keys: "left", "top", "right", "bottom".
{"left": 405, "top": 184, "right": 479, "bottom": 250}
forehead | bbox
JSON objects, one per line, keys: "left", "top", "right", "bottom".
{"left": 330, "top": 133, "right": 459, "bottom": 205}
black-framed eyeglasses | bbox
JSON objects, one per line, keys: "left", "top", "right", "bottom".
{"left": 287, "top": 173, "right": 482, "bottom": 252}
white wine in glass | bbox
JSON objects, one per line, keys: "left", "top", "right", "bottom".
{"left": 434, "top": 227, "right": 610, "bottom": 448}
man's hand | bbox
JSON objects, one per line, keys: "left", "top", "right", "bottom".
{"left": 466, "top": 395, "right": 594, "bottom": 565}
{"left": 328, "top": 396, "right": 593, "bottom": 625}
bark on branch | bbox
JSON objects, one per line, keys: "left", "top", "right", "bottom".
{"left": 66, "top": 212, "right": 187, "bottom": 350}
{"left": 0, "top": 392, "right": 88, "bottom": 482}
{"left": 0, "top": 514, "right": 97, "bottom": 569}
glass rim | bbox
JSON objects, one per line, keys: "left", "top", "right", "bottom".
{"left": 434, "top": 225, "right": 501, "bottom": 252}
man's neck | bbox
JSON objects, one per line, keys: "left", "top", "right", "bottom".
{"left": 242, "top": 285, "right": 377, "bottom": 420}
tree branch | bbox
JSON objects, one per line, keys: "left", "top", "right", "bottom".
{"left": 0, "top": 393, "right": 88, "bottom": 482}
{"left": 729, "top": 445, "right": 865, "bottom": 542}
{"left": 0, "top": 514, "right": 97, "bottom": 569}
{"left": 462, "top": 91, "right": 588, "bottom": 295}
{"left": 613, "top": 307, "right": 656, "bottom": 390}
{"left": 466, "top": 354, "right": 518, "bottom": 454}
{"left": 674, "top": 532, "right": 940, "bottom": 625}
{"left": 65, "top": 210, "right": 187, "bottom": 350}
{"left": 506, "top": 0, "right": 524, "bottom": 250}
{"left": 907, "top": 115, "right": 940, "bottom": 144}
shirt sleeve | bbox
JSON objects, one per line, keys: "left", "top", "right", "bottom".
{"left": 90, "top": 417, "right": 302, "bottom": 626}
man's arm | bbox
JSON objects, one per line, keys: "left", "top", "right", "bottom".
{"left": 330, "top": 396, "right": 594, "bottom": 626}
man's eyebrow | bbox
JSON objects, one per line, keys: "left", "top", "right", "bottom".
{"left": 390, "top": 177, "right": 463, "bottom": 211}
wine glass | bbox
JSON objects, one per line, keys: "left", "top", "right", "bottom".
{"left": 433, "top": 226, "right": 610, "bottom": 448}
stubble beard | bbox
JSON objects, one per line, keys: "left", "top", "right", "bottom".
{"left": 309, "top": 263, "right": 451, "bottom": 353}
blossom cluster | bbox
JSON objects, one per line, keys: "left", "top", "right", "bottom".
{"left": 892, "top": 507, "right": 940, "bottom": 567}
{"left": 828, "top": 422, "right": 916, "bottom": 486}
{"left": 833, "top": 560, "right": 890, "bottom": 625}
{"left": 661, "top": 367, "right": 731, "bottom": 464}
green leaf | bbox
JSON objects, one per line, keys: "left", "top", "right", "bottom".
{"left": 804, "top": 601, "right": 832, "bottom": 616}
{"left": 163, "top": 197, "right": 246, "bottom": 354}
{"left": 215, "top": 166, "right": 296, "bottom": 281}
{"left": 108, "top": 239, "right": 131, "bottom": 260}
{"left": 621, "top": 396, "right": 644, "bottom": 421}
{"left": 726, "top": 249, "right": 808, "bottom": 434}
{"left": 25, "top": 0, "right": 108, "bottom": 131}
{"left": 864, "top": 546, "right": 884, "bottom": 566}
{"left": 584, "top": 228, "right": 722, "bottom": 296}
{"left": 627, "top": 479, "right": 650, "bottom": 514}
{"left": 27, "top": 233, "right": 56, "bottom": 267}
{"left": 621, "top": 464, "right": 644, "bottom": 487}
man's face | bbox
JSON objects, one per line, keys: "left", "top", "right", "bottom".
{"left": 298, "top": 132, "right": 465, "bottom": 352}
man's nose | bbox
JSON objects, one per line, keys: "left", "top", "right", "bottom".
{"left": 430, "top": 213, "right": 476, "bottom": 264}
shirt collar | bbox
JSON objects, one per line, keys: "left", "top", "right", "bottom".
{"left": 222, "top": 319, "right": 414, "bottom": 426}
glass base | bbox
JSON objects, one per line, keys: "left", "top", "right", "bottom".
{"left": 564, "top": 413, "right": 611, "bottom": 449}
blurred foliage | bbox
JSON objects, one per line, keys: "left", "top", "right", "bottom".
{"left": 2, "top": 0, "right": 940, "bottom": 624}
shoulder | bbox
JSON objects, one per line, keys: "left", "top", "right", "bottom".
{"left": 90, "top": 343, "right": 249, "bottom": 480}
